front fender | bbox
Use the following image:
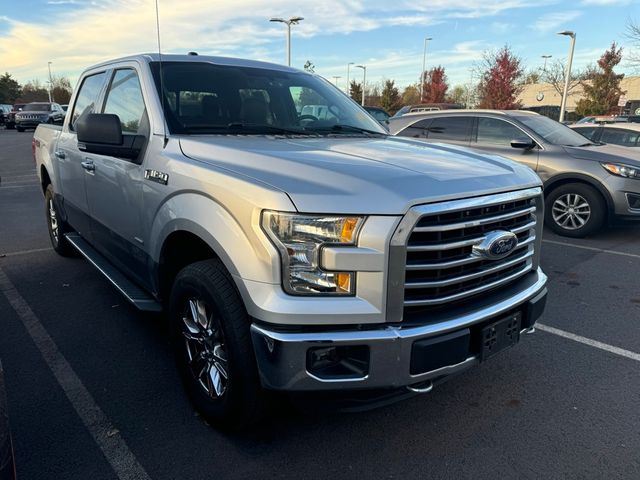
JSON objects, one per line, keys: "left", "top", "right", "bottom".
{"left": 148, "top": 192, "right": 286, "bottom": 286}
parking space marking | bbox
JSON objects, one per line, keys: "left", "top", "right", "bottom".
{"left": 537, "top": 323, "right": 640, "bottom": 362}
{"left": 0, "top": 267, "right": 152, "bottom": 480}
{"left": 0, "top": 184, "right": 40, "bottom": 190}
{"left": 0, "top": 247, "right": 53, "bottom": 257}
{"left": 542, "top": 239, "right": 640, "bottom": 260}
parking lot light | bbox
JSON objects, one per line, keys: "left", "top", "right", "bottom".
{"left": 355, "top": 64, "right": 366, "bottom": 106}
{"left": 270, "top": 16, "right": 304, "bottom": 67}
{"left": 346, "top": 62, "right": 354, "bottom": 94}
{"left": 557, "top": 31, "right": 576, "bottom": 123}
{"left": 420, "top": 37, "right": 432, "bottom": 102}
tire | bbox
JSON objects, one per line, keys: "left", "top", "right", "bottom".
{"left": 545, "top": 183, "right": 606, "bottom": 238}
{"left": 44, "top": 184, "right": 76, "bottom": 256}
{"left": 16, "top": 127, "right": 24, "bottom": 132}
{"left": 169, "top": 259, "right": 264, "bottom": 430}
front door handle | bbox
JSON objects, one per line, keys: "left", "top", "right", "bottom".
{"left": 54, "top": 150, "right": 66, "bottom": 159}
{"left": 81, "top": 160, "right": 95, "bottom": 172}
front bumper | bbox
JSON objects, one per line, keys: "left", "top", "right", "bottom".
{"left": 604, "top": 175, "right": 640, "bottom": 217}
{"left": 251, "top": 268, "right": 547, "bottom": 391}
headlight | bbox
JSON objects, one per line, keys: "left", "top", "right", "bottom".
{"left": 601, "top": 162, "right": 640, "bottom": 179}
{"left": 262, "top": 211, "right": 364, "bottom": 295}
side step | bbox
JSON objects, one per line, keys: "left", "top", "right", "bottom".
{"left": 65, "top": 233, "right": 162, "bottom": 312}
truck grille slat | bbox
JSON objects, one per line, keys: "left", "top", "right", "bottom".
{"left": 398, "top": 188, "right": 542, "bottom": 315}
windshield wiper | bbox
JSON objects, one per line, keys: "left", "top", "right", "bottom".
{"left": 310, "top": 124, "right": 385, "bottom": 136}
{"left": 185, "top": 123, "right": 317, "bottom": 136}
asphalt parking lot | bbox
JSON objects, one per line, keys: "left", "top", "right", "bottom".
{"left": 1, "top": 127, "right": 639, "bottom": 480}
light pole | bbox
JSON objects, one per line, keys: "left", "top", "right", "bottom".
{"left": 332, "top": 76, "right": 341, "bottom": 88}
{"left": 346, "top": 62, "right": 354, "bottom": 95}
{"left": 541, "top": 54, "right": 552, "bottom": 72}
{"left": 420, "top": 37, "right": 432, "bottom": 102}
{"left": 558, "top": 31, "right": 576, "bottom": 123}
{"left": 355, "top": 65, "right": 366, "bottom": 106}
{"left": 47, "top": 61, "right": 54, "bottom": 102}
{"left": 270, "top": 16, "right": 304, "bottom": 66}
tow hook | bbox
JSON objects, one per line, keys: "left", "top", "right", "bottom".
{"left": 524, "top": 327, "right": 536, "bottom": 334}
{"left": 406, "top": 380, "right": 434, "bottom": 394}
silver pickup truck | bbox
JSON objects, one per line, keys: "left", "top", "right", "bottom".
{"left": 34, "top": 54, "right": 547, "bottom": 429}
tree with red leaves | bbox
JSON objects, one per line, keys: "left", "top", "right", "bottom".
{"left": 421, "top": 66, "right": 448, "bottom": 103}
{"left": 477, "top": 46, "right": 523, "bottom": 109}
{"left": 576, "top": 43, "right": 625, "bottom": 116}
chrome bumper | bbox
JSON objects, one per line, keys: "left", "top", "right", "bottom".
{"left": 251, "top": 268, "right": 547, "bottom": 391}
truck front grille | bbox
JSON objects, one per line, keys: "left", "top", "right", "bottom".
{"left": 388, "top": 188, "right": 542, "bottom": 320}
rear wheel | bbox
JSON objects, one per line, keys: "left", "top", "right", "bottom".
{"left": 169, "top": 259, "right": 264, "bottom": 430}
{"left": 545, "top": 183, "right": 605, "bottom": 238}
{"left": 44, "top": 184, "right": 76, "bottom": 256}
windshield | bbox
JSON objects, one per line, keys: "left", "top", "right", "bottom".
{"left": 515, "top": 114, "right": 594, "bottom": 147}
{"left": 24, "top": 103, "right": 50, "bottom": 111}
{"left": 150, "top": 61, "right": 386, "bottom": 136}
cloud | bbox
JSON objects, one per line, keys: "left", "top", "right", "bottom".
{"left": 0, "top": 0, "right": 538, "bottom": 85}
{"left": 581, "top": 0, "right": 630, "bottom": 5}
{"left": 531, "top": 11, "right": 583, "bottom": 33}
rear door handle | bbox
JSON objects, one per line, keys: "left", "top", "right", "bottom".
{"left": 81, "top": 160, "right": 95, "bottom": 172}
{"left": 54, "top": 150, "right": 66, "bottom": 159}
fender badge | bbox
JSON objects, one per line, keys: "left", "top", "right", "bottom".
{"left": 145, "top": 169, "right": 169, "bottom": 185}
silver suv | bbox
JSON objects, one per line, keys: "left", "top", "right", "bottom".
{"left": 389, "top": 110, "right": 640, "bottom": 237}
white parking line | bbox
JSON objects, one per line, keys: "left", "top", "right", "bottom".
{"left": 542, "top": 239, "right": 640, "bottom": 260}
{"left": 0, "top": 247, "right": 53, "bottom": 258}
{"left": 537, "top": 323, "right": 640, "bottom": 362}
{"left": 0, "top": 267, "right": 151, "bottom": 480}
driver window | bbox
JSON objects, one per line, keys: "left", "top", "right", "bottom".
{"left": 103, "top": 69, "right": 148, "bottom": 135}
{"left": 476, "top": 117, "right": 530, "bottom": 146}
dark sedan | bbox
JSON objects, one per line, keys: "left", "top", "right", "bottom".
{"left": 14, "top": 102, "right": 65, "bottom": 131}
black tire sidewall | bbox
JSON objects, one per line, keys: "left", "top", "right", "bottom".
{"left": 169, "top": 260, "right": 262, "bottom": 429}
{"left": 44, "top": 184, "right": 75, "bottom": 256}
{"left": 545, "top": 184, "right": 605, "bottom": 238}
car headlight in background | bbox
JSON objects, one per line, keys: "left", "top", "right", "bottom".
{"left": 601, "top": 162, "right": 640, "bottom": 179}
{"left": 262, "top": 212, "right": 364, "bottom": 295}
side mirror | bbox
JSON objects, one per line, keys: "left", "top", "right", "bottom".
{"left": 510, "top": 139, "right": 536, "bottom": 150}
{"left": 76, "top": 113, "right": 143, "bottom": 160}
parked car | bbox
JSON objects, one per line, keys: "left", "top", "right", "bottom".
{"left": 0, "top": 105, "right": 12, "bottom": 126}
{"left": 34, "top": 54, "right": 547, "bottom": 430}
{"left": 14, "top": 102, "right": 65, "bottom": 131}
{"left": 0, "top": 361, "right": 16, "bottom": 480}
{"left": 392, "top": 103, "right": 464, "bottom": 118}
{"left": 571, "top": 123, "right": 640, "bottom": 148}
{"left": 4, "top": 104, "right": 26, "bottom": 130}
{"left": 389, "top": 110, "right": 640, "bottom": 237}
{"left": 363, "top": 106, "right": 390, "bottom": 125}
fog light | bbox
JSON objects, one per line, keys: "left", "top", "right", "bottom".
{"left": 627, "top": 193, "right": 640, "bottom": 210}
{"left": 307, "top": 345, "right": 369, "bottom": 380}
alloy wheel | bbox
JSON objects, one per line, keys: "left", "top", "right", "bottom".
{"left": 181, "top": 298, "right": 229, "bottom": 399}
{"left": 551, "top": 193, "right": 591, "bottom": 231}
{"left": 48, "top": 198, "right": 59, "bottom": 243}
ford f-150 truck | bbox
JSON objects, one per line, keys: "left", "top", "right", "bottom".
{"left": 34, "top": 54, "right": 547, "bottom": 429}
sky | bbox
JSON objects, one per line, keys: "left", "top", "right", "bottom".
{"left": 0, "top": 0, "right": 638, "bottom": 92}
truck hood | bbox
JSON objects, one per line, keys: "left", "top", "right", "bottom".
{"left": 16, "top": 110, "right": 48, "bottom": 116}
{"left": 179, "top": 136, "right": 541, "bottom": 214}
{"left": 563, "top": 144, "right": 640, "bottom": 166}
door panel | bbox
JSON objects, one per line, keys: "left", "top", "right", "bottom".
{"left": 84, "top": 68, "right": 150, "bottom": 288}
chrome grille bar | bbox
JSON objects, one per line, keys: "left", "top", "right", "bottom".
{"left": 412, "top": 206, "right": 536, "bottom": 232}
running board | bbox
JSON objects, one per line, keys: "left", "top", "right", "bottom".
{"left": 64, "top": 233, "right": 162, "bottom": 312}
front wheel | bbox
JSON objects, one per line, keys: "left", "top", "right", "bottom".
{"left": 44, "top": 184, "right": 76, "bottom": 256}
{"left": 169, "top": 259, "right": 264, "bottom": 430}
{"left": 545, "top": 183, "right": 606, "bottom": 238}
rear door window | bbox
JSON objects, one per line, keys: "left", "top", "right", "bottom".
{"left": 600, "top": 128, "right": 640, "bottom": 147}
{"left": 427, "top": 116, "right": 472, "bottom": 142}
{"left": 70, "top": 72, "right": 107, "bottom": 131}
{"left": 572, "top": 127, "right": 598, "bottom": 141}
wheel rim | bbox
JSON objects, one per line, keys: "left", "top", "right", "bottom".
{"left": 48, "top": 198, "right": 59, "bottom": 243}
{"left": 551, "top": 193, "right": 591, "bottom": 231}
{"left": 181, "top": 298, "right": 229, "bottom": 399}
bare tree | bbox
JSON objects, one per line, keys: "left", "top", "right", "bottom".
{"left": 540, "top": 60, "right": 582, "bottom": 98}
{"left": 625, "top": 20, "right": 640, "bottom": 70}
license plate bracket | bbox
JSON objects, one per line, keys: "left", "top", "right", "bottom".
{"left": 480, "top": 312, "right": 521, "bottom": 361}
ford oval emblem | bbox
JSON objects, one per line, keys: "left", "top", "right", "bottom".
{"left": 472, "top": 230, "right": 518, "bottom": 260}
